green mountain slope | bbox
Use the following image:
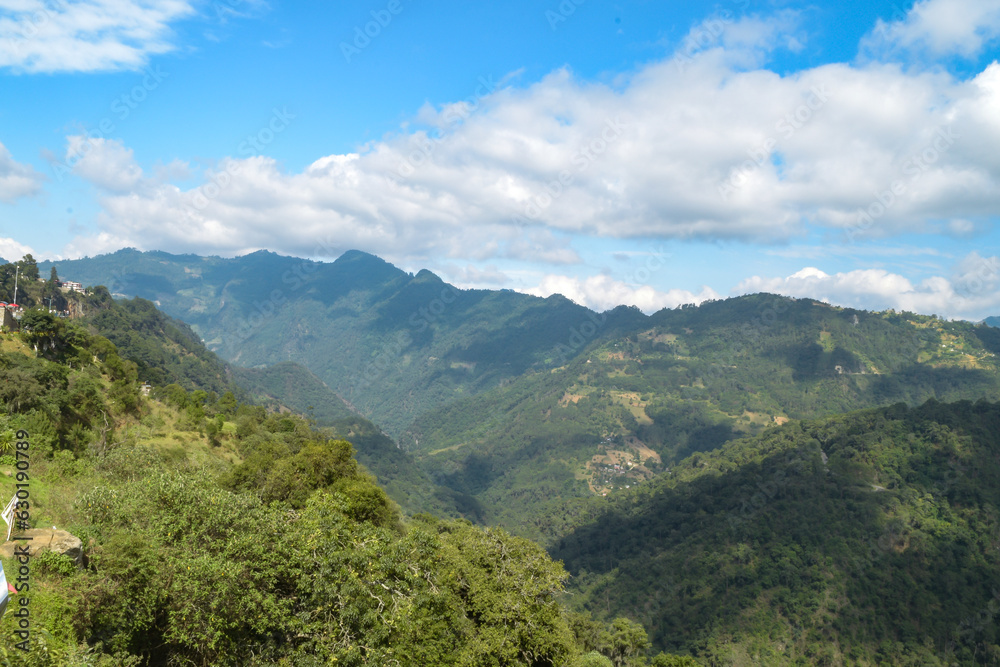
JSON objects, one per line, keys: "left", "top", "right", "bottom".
{"left": 403, "top": 295, "right": 1000, "bottom": 540}
{"left": 78, "top": 292, "right": 456, "bottom": 517}
{"left": 553, "top": 399, "right": 1000, "bottom": 665}
{"left": 82, "top": 288, "right": 234, "bottom": 394}
{"left": 49, "top": 279, "right": 449, "bottom": 517}
{"left": 232, "top": 361, "right": 464, "bottom": 517}
{"left": 0, "top": 325, "right": 613, "bottom": 666}
{"left": 40, "top": 249, "right": 644, "bottom": 436}
{"left": 985, "top": 316, "right": 1000, "bottom": 328}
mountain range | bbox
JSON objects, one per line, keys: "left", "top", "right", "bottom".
{"left": 41, "top": 248, "right": 635, "bottom": 436}
{"left": 43, "top": 250, "right": 1000, "bottom": 538}
{"left": 25, "top": 248, "right": 1000, "bottom": 662}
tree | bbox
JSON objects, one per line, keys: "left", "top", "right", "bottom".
{"left": 217, "top": 391, "right": 238, "bottom": 414}
{"left": 601, "top": 617, "right": 650, "bottom": 667}
{"left": 42, "top": 266, "right": 69, "bottom": 311}
{"left": 580, "top": 652, "right": 614, "bottom": 667}
{"left": 431, "top": 519, "right": 578, "bottom": 666}
{"left": 19, "top": 308, "right": 84, "bottom": 359}
{"left": 569, "top": 611, "right": 605, "bottom": 652}
{"left": 18, "top": 253, "right": 39, "bottom": 282}
{"left": 161, "top": 384, "right": 188, "bottom": 409}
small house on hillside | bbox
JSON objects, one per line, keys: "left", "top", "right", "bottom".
{"left": 58, "top": 280, "right": 85, "bottom": 293}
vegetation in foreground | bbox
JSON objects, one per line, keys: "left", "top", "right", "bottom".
{"left": 5, "top": 253, "right": 1000, "bottom": 665}
{"left": 0, "top": 290, "right": 689, "bottom": 666}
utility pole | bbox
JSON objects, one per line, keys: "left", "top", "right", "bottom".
{"left": 12, "top": 265, "right": 18, "bottom": 307}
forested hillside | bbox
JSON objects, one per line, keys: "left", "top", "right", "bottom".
{"left": 34, "top": 278, "right": 455, "bottom": 518}
{"left": 0, "top": 305, "right": 689, "bottom": 666}
{"left": 553, "top": 399, "right": 1000, "bottom": 665}
{"left": 403, "top": 294, "right": 1000, "bottom": 540}
{"left": 40, "top": 249, "right": 645, "bottom": 435}
{"left": 232, "top": 361, "right": 464, "bottom": 517}
{"left": 19, "top": 250, "right": 1000, "bottom": 665}
{"left": 83, "top": 289, "right": 234, "bottom": 395}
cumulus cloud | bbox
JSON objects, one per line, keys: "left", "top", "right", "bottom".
{"left": 522, "top": 274, "right": 720, "bottom": 313}
{"left": 863, "top": 0, "right": 1000, "bottom": 59}
{"left": 65, "top": 136, "right": 144, "bottom": 193}
{"left": 735, "top": 252, "right": 1000, "bottom": 319}
{"left": 0, "top": 237, "right": 35, "bottom": 262}
{"left": 0, "top": 0, "right": 196, "bottom": 73}
{"left": 0, "top": 140, "right": 44, "bottom": 202}
{"left": 55, "top": 11, "right": 1000, "bottom": 266}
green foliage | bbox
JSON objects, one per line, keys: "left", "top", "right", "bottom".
{"left": 83, "top": 294, "right": 233, "bottom": 395}
{"left": 0, "top": 254, "right": 40, "bottom": 307}
{"left": 22, "top": 250, "right": 1000, "bottom": 665}
{"left": 553, "top": 399, "right": 1000, "bottom": 664}
{"left": 402, "top": 295, "right": 1000, "bottom": 543}
{"left": 649, "top": 655, "right": 700, "bottom": 667}
{"left": 602, "top": 617, "right": 651, "bottom": 667}
{"left": 430, "top": 518, "right": 577, "bottom": 666}
{"left": 19, "top": 309, "right": 86, "bottom": 361}
{"left": 234, "top": 361, "right": 461, "bottom": 517}
{"left": 35, "top": 550, "right": 78, "bottom": 577}
{"left": 0, "top": 414, "right": 22, "bottom": 454}
{"left": 77, "top": 475, "right": 298, "bottom": 663}
{"left": 61, "top": 449, "right": 588, "bottom": 665}
{"left": 579, "top": 652, "right": 615, "bottom": 667}
{"left": 0, "top": 276, "right": 632, "bottom": 666}
{"left": 0, "top": 323, "right": 143, "bottom": 454}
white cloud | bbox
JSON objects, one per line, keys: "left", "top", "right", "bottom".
{"left": 57, "top": 12, "right": 1000, "bottom": 265}
{"left": 0, "top": 140, "right": 44, "bottom": 202}
{"left": 522, "top": 274, "right": 720, "bottom": 313}
{"left": 765, "top": 244, "right": 945, "bottom": 260}
{"left": 0, "top": 237, "right": 35, "bottom": 262}
{"left": 863, "top": 0, "right": 1000, "bottom": 59}
{"left": 735, "top": 252, "right": 1000, "bottom": 319}
{"left": 0, "top": 0, "right": 196, "bottom": 73}
{"left": 65, "top": 136, "right": 144, "bottom": 193}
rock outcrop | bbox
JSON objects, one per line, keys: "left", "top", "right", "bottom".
{"left": 0, "top": 529, "right": 84, "bottom": 566}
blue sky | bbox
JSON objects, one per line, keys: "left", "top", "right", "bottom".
{"left": 1, "top": 0, "right": 1000, "bottom": 319}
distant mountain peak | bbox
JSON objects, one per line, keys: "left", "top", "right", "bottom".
{"left": 335, "top": 249, "right": 387, "bottom": 264}
{"left": 412, "top": 268, "right": 444, "bottom": 283}
{"left": 239, "top": 249, "right": 279, "bottom": 258}
{"left": 109, "top": 247, "right": 144, "bottom": 256}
